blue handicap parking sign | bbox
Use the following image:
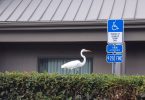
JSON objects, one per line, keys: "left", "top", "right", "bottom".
{"left": 115, "top": 54, "right": 123, "bottom": 62}
{"left": 106, "top": 54, "right": 115, "bottom": 63}
{"left": 115, "top": 44, "right": 123, "bottom": 52}
{"left": 106, "top": 44, "right": 115, "bottom": 53}
{"left": 106, "top": 44, "right": 123, "bottom": 53}
{"left": 106, "top": 54, "right": 123, "bottom": 63}
{"left": 108, "top": 20, "right": 124, "bottom": 32}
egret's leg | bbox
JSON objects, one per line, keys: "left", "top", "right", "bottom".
{"left": 77, "top": 68, "right": 79, "bottom": 74}
{"left": 76, "top": 68, "right": 79, "bottom": 74}
{"left": 69, "top": 69, "right": 71, "bottom": 74}
{"left": 65, "top": 68, "right": 67, "bottom": 74}
{"left": 71, "top": 69, "right": 74, "bottom": 74}
{"left": 63, "top": 68, "right": 66, "bottom": 74}
{"left": 63, "top": 68, "right": 65, "bottom": 74}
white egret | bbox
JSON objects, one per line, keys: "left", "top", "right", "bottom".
{"left": 61, "top": 49, "right": 91, "bottom": 70}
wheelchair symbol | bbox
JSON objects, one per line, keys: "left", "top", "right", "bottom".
{"left": 112, "top": 20, "right": 119, "bottom": 31}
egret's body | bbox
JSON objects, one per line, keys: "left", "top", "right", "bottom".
{"left": 61, "top": 49, "right": 91, "bottom": 70}
{"left": 61, "top": 60, "right": 82, "bottom": 70}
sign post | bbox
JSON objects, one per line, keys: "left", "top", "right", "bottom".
{"left": 107, "top": 19, "right": 124, "bottom": 75}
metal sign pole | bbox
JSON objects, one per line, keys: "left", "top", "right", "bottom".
{"left": 114, "top": 44, "right": 122, "bottom": 75}
{"left": 112, "top": 62, "right": 115, "bottom": 74}
{"left": 112, "top": 44, "right": 116, "bottom": 74}
{"left": 122, "top": 42, "right": 126, "bottom": 74}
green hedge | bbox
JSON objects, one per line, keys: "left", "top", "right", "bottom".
{"left": 0, "top": 72, "right": 145, "bottom": 100}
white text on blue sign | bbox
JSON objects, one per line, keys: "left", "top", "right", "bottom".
{"left": 106, "top": 54, "right": 123, "bottom": 63}
{"left": 106, "top": 44, "right": 123, "bottom": 53}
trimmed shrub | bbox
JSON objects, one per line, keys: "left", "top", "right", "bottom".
{"left": 0, "top": 72, "right": 145, "bottom": 100}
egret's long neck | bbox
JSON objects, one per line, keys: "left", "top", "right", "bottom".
{"left": 80, "top": 50, "right": 86, "bottom": 66}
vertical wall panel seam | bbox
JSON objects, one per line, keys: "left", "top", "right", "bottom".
{"left": 61, "top": 0, "right": 73, "bottom": 21}
{"left": 134, "top": 0, "right": 139, "bottom": 19}
{"left": 17, "top": 0, "right": 34, "bottom": 21}
{"left": 6, "top": 0, "right": 24, "bottom": 21}
{"left": 121, "top": 0, "right": 127, "bottom": 19}
{"left": 73, "top": 0, "right": 84, "bottom": 21}
{"left": 50, "top": 0, "right": 63, "bottom": 21}
{"left": 109, "top": 0, "right": 115, "bottom": 19}
{"left": 85, "top": 0, "right": 94, "bottom": 21}
{"left": 28, "top": 0, "right": 43, "bottom": 21}
{"left": 96, "top": 0, "right": 105, "bottom": 20}
{"left": 0, "top": 0, "right": 14, "bottom": 16}
{"left": 39, "top": 0, "right": 53, "bottom": 21}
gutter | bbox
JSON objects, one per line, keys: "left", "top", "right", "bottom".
{"left": 0, "top": 20, "right": 145, "bottom": 31}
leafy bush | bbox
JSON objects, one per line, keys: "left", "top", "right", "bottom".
{"left": 0, "top": 72, "right": 145, "bottom": 100}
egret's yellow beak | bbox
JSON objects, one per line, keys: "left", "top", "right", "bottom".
{"left": 86, "top": 50, "right": 92, "bottom": 52}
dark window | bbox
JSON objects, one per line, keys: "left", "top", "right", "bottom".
{"left": 38, "top": 58, "right": 93, "bottom": 74}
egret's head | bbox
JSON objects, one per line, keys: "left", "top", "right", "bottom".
{"left": 81, "top": 49, "right": 91, "bottom": 52}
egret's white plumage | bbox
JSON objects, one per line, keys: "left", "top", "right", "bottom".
{"left": 61, "top": 49, "right": 91, "bottom": 69}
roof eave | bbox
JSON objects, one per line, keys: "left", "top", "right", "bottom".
{"left": 0, "top": 20, "right": 145, "bottom": 31}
